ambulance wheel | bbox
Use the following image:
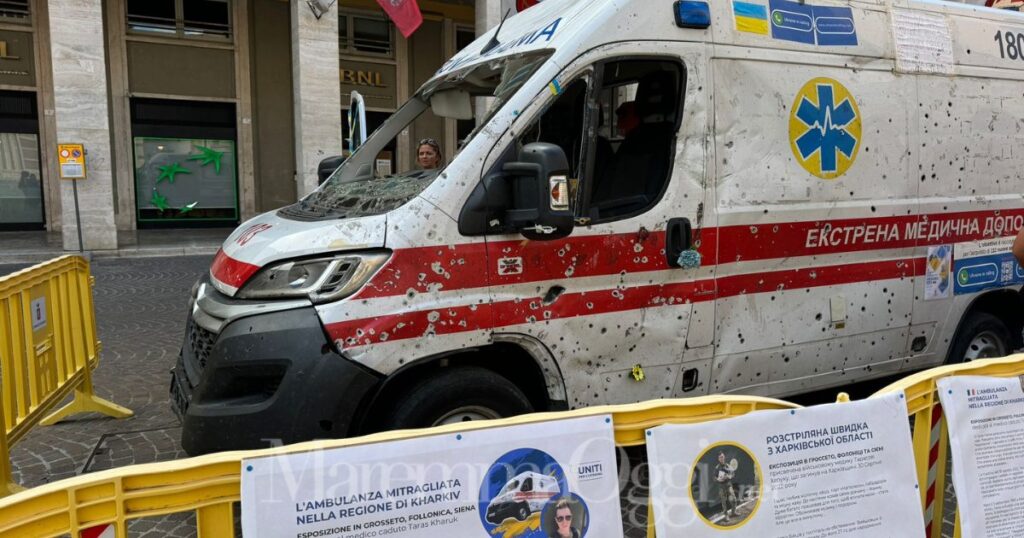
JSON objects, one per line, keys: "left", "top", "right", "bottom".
{"left": 381, "top": 367, "right": 533, "bottom": 429}
{"left": 948, "top": 312, "right": 1012, "bottom": 364}
{"left": 516, "top": 504, "right": 530, "bottom": 521}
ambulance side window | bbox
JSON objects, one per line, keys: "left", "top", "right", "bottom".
{"left": 585, "top": 59, "right": 683, "bottom": 222}
{"left": 517, "top": 77, "right": 590, "bottom": 213}
{"left": 520, "top": 477, "right": 533, "bottom": 492}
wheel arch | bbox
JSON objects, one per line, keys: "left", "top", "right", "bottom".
{"left": 946, "top": 288, "right": 1024, "bottom": 363}
{"left": 352, "top": 335, "right": 567, "bottom": 435}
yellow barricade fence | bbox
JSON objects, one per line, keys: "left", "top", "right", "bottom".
{"left": 870, "top": 353, "right": 1024, "bottom": 538}
{"left": 0, "top": 395, "right": 798, "bottom": 537}
{"left": 1, "top": 353, "right": 1024, "bottom": 537}
{"left": 0, "top": 256, "right": 132, "bottom": 497}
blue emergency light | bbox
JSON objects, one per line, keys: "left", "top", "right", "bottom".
{"left": 674, "top": 0, "right": 711, "bottom": 29}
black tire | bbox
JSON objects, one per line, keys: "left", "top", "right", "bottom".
{"left": 380, "top": 367, "right": 533, "bottom": 430}
{"left": 516, "top": 504, "right": 530, "bottom": 521}
{"left": 947, "top": 312, "right": 1013, "bottom": 364}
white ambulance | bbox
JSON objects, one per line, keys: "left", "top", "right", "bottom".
{"left": 485, "top": 472, "right": 561, "bottom": 524}
{"left": 171, "top": 0, "right": 1024, "bottom": 454}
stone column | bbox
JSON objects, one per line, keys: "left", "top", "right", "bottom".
{"left": 48, "top": 0, "right": 117, "bottom": 250}
{"left": 476, "top": 0, "right": 511, "bottom": 36}
{"left": 291, "top": 1, "right": 341, "bottom": 198}
{"left": 474, "top": 0, "right": 513, "bottom": 127}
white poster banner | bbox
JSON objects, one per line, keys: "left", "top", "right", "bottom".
{"left": 647, "top": 393, "right": 924, "bottom": 537}
{"left": 937, "top": 375, "right": 1024, "bottom": 538}
{"left": 241, "top": 415, "right": 621, "bottom": 538}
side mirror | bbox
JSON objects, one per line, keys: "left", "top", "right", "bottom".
{"left": 318, "top": 155, "right": 346, "bottom": 185}
{"left": 503, "top": 142, "right": 575, "bottom": 240}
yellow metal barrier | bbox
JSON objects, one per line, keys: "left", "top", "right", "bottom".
{"left": 0, "top": 395, "right": 798, "bottom": 537}
{"left": 7, "top": 348, "right": 1019, "bottom": 537}
{"left": 871, "top": 353, "right": 1024, "bottom": 538}
{"left": 0, "top": 256, "right": 132, "bottom": 497}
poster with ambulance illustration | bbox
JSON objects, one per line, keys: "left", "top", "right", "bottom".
{"left": 240, "top": 415, "right": 621, "bottom": 538}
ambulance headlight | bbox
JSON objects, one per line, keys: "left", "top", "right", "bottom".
{"left": 237, "top": 252, "right": 390, "bottom": 303}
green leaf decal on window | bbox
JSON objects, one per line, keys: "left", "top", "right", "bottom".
{"left": 187, "top": 145, "right": 225, "bottom": 175}
{"left": 150, "top": 189, "right": 169, "bottom": 211}
{"left": 157, "top": 162, "right": 192, "bottom": 184}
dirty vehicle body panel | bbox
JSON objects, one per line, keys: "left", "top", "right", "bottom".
{"left": 173, "top": 0, "right": 1024, "bottom": 454}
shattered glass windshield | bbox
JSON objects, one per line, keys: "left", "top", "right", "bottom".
{"left": 499, "top": 479, "right": 520, "bottom": 496}
{"left": 280, "top": 52, "right": 552, "bottom": 221}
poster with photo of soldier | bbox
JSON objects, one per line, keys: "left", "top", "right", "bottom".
{"left": 692, "top": 443, "right": 760, "bottom": 528}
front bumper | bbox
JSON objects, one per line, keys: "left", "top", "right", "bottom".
{"left": 172, "top": 285, "right": 382, "bottom": 455}
{"left": 486, "top": 502, "right": 519, "bottom": 524}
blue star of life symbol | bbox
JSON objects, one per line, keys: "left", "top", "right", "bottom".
{"left": 794, "top": 84, "right": 858, "bottom": 174}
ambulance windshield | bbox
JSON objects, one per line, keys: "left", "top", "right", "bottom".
{"left": 498, "top": 479, "right": 520, "bottom": 496}
{"left": 284, "top": 52, "right": 551, "bottom": 220}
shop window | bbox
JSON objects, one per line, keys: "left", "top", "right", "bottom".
{"left": 340, "top": 12, "right": 393, "bottom": 57}
{"left": 127, "top": 0, "right": 231, "bottom": 40}
{"left": 0, "top": 90, "right": 42, "bottom": 230}
{"left": 131, "top": 99, "right": 238, "bottom": 227}
{"left": 0, "top": 0, "right": 29, "bottom": 23}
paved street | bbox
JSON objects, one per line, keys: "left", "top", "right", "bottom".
{"left": 0, "top": 256, "right": 956, "bottom": 537}
{"left": 2, "top": 256, "right": 211, "bottom": 536}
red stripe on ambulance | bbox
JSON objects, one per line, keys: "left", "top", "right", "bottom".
{"left": 328, "top": 258, "right": 923, "bottom": 348}
{"left": 353, "top": 209, "right": 1018, "bottom": 301}
{"left": 217, "top": 209, "right": 1021, "bottom": 296}
{"left": 717, "top": 208, "right": 1024, "bottom": 263}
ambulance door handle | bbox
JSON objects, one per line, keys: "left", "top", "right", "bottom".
{"left": 665, "top": 217, "right": 693, "bottom": 268}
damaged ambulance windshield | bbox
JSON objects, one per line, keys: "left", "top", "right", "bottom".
{"left": 285, "top": 52, "right": 552, "bottom": 220}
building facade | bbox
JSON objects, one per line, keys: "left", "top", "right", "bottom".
{"left": 0, "top": 0, "right": 515, "bottom": 250}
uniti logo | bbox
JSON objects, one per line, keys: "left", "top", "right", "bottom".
{"left": 789, "top": 77, "right": 861, "bottom": 180}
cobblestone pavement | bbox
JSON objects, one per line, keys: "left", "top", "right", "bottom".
{"left": 0, "top": 256, "right": 956, "bottom": 537}
{"left": 2, "top": 256, "right": 210, "bottom": 536}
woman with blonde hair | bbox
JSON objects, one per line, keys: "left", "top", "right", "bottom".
{"left": 416, "top": 138, "right": 444, "bottom": 170}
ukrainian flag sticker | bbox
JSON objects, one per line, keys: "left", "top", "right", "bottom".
{"left": 733, "top": 1, "right": 769, "bottom": 35}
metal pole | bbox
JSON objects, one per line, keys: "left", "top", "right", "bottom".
{"left": 71, "top": 178, "right": 84, "bottom": 253}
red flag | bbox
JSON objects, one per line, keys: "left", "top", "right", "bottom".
{"left": 375, "top": 0, "right": 423, "bottom": 38}
{"left": 517, "top": 0, "right": 544, "bottom": 11}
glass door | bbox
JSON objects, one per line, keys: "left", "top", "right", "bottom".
{"left": 0, "top": 90, "right": 42, "bottom": 230}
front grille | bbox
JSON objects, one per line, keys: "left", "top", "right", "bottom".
{"left": 189, "top": 321, "right": 217, "bottom": 370}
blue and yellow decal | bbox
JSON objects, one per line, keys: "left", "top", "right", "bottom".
{"left": 548, "top": 79, "right": 563, "bottom": 96}
{"left": 789, "top": 78, "right": 861, "bottom": 180}
{"left": 733, "top": 1, "right": 769, "bottom": 35}
{"left": 768, "top": 0, "right": 857, "bottom": 46}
